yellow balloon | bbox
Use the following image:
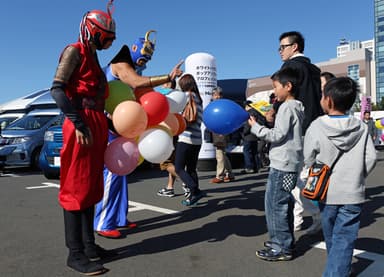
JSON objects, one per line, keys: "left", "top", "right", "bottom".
{"left": 375, "top": 120, "right": 384, "bottom": 129}
{"left": 137, "top": 154, "right": 145, "bottom": 166}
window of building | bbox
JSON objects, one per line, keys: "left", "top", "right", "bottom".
{"left": 378, "top": 25, "right": 384, "bottom": 32}
{"left": 377, "top": 35, "right": 384, "bottom": 43}
{"left": 379, "top": 66, "right": 384, "bottom": 73}
{"left": 348, "top": 64, "right": 360, "bottom": 81}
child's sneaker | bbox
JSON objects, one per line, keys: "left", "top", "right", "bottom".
{"left": 181, "top": 189, "right": 205, "bottom": 206}
{"left": 182, "top": 183, "right": 191, "bottom": 198}
{"left": 255, "top": 247, "right": 292, "bottom": 261}
{"left": 157, "top": 188, "right": 175, "bottom": 197}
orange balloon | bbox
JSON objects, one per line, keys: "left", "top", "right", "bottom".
{"left": 112, "top": 100, "right": 148, "bottom": 138}
{"left": 159, "top": 113, "right": 179, "bottom": 136}
{"left": 134, "top": 87, "right": 153, "bottom": 100}
{"left": 153, "top": 124, "right": 173, "bottom": 137}
{"left": 174, "top": 113, "right": 187, "bottom": 135}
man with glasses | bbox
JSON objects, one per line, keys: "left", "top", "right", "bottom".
{"left": 278, "top": 31, "right": 322, "bottom": 133}
{"left": 278, "top": 31, "right": 323, "bottom": 235}
{"left": 277, "top": 31, "right": 322, "bottom": 236}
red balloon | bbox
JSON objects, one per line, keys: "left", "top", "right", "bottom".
{"left": 139, "top": 91, "right": 170, "bottom": 127}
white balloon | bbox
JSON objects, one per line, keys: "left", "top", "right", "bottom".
{"left": 138, "top": 128, "right": 174, "bottom": 164}
{"left": 166, "top": 90, "right": 188, "bottom": 113}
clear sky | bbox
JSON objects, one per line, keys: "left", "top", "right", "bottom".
{"left": 0, "top": 0, "right": 373, "bottom": 104}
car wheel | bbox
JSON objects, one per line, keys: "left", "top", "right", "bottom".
{"left": 31, "top": 147, "right": 42, "bottom": 170}
{"left": 43, "top": 171, "right": 60, "bottom": 180}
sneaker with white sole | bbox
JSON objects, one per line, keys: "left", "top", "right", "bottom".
{"left": 181, "top": 189, "right": 205, "bottom": 206}
{"left": 182, "top": 183, "right": 191, "bottom": 198}
{"left": 255, "top": 247, "right": 292, "bottom": 261}
{"left": 157, "top": 188, "right": 175, "bottom": 197}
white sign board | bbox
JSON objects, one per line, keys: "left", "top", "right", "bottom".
{"left": 185, "top": 52, "right": 216, "bottom": 159}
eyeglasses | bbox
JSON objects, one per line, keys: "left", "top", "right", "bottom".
{"left": 278, "top": 43, "right": 294, "bottom": 52}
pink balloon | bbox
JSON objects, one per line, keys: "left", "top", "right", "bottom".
{"left": 104, "top": 137, "right": 140, "bottom": 175}
{"left": 381, "top": 133, "right": 384, "bottom": 142}
{"left": 139, "top": 91, "right": 170, "bottom": 127}
{"left": 113, "top": 100, "right": 148, "bottom": 138}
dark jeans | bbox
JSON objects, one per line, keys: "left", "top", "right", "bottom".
{"left": 243, "top": 140, "right": 261, "bottom": 170}
{"left": 174, "top": 142, "right": 201, "bottom": 194}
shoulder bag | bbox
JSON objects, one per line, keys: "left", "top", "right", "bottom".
{"left": 301, "top": 150, "right": 343, "bottom": 201}
{"left": 182, "top": 93, "right": 197, "bottom": 123}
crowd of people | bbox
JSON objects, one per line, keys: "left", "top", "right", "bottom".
{"left": 50, "top": 4, "right": 377, "bottom": 276}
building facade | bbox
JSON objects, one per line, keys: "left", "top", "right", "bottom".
{"left": 375, "top": 0, "right": 384, "bottom": 103}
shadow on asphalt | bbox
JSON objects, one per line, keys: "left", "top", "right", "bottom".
{"left": 102, "top": 164, "right": 384, "bottom": 277}
{"left": 100, "top": 172, "right": 269, "bottom": 264}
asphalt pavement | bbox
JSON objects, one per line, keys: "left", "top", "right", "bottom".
{"left": 0, "top": 152, "right": 383, "bottom": 277}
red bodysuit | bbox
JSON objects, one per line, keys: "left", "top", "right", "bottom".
{"left": 58, "top": 42, "right": 109, "bottom": 211}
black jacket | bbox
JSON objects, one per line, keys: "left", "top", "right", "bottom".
{"left": 281, "top": 56, "right": 322, "bottom": 134}
{"left": 241, "top": 122, "right": 258, "bottom": 142}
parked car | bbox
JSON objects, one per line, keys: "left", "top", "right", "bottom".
{"left": 39, "top": 116, "right": 64, "bottom": 179}
{"left": 0, "top": 109, "right": 62, "bottom": 169}
{"left": 0, "top": 112, "right": 25, "bottom": 130}
{"left": 0, "top": 88, "right": 51, "bottom": 113}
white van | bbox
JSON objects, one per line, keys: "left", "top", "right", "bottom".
{"left": 0, "top": 88, "right": 56, "bottom": 132}
{"left": 0, "top": 89, "right": 50, "bottom": 112}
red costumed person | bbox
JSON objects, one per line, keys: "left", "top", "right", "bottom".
{"left": 50, "top": 5, "right": 116, "bottom": 275}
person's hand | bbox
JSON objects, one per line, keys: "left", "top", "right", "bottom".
{"left": 248, "top": 116, "right": 256, "bottom": 126}
{"left": 169, "top": 60, "right": 184, "bottom": 80}
{"left": 75, "top": 127, "right": 93, "bottom": 146}
{"left": 265, "top": 109, "right": 276, "bottom": 123}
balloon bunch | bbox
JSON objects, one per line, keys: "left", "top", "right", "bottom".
{"left": 375, "top": 118, "right": 384, "bottom": 141}
{"left": 104, "top": 81, "right": 188, "bottom": 175}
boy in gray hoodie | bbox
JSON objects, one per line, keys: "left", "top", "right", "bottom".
{"left": 303, "top": 77, "right": 376, "bottom": 277}
{"left": 249, "top": 67, "right": 304, "bottom": 261}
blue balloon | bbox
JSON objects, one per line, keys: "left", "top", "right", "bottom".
{"left": 203, "top": 99, "right": 249, "bottom": 135}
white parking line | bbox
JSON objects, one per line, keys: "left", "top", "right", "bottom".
{"left": 128, "top": 200, "right": 180, "bottom": 215}
{"left": 313, "top": 242, "right": 384, "bottom": 277}
{"left": 1, "top": 173, "right": 22, "bottom": 177}
{"left": 27, "top": 182, "right": 180, "bottom": 215}
{"left": 26, "top": 182, "right": 60, "bottom": 189}
{"left": 127, "top": 206, "right": 146, "bottom": 212}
